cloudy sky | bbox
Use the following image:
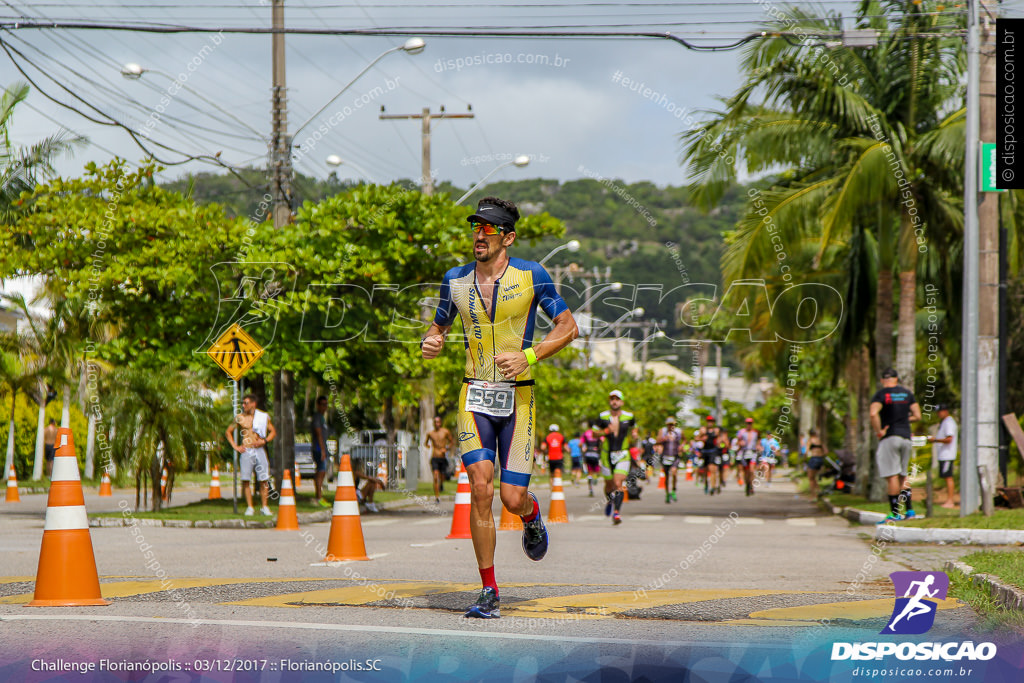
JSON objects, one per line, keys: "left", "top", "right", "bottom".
{"left": 4, "top": 0, "right": 836, "bottom": 191}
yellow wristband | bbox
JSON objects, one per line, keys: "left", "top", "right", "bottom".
{"left": 524, "top": 347, "right": 538, "bottom": 366}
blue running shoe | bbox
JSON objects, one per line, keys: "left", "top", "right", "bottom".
{"left": 522, "top": 493, "right": 548, "bottom": 561}
{"left": 876, "top": 513, "right": 904, "bottom": 524}
{"left": 904, "top": 510, "right": 917, "bottom": 519}
{"left": 464, "top": 587, "right": 500, "bottom": 618}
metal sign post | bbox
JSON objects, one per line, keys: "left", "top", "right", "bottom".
{"left": 206, "top": 323, "right": 265, "bottom": 516}
{"left": 232, "top": 378, "right": 239, "bottom": 514}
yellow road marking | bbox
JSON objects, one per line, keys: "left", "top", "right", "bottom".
{"left": 225, "top": 582, "right": 481, "bottom": 608}
{"left": 504, "top": 589, "right": 802, "bottom": 620}
{"left": 746, "top": 597, "right": 962, "bottom": 622}
{"left": 0, "top": 577, "right": 331, "bottom": 605}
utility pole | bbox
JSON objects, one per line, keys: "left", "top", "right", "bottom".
{"left": 379, "top": 105, "right": 474, "bottom": 194}
{"left": 976, "top": 0, "right": 999, "bottom": 515}
{"left": 380, "top": 105, "right": 474, "bottom": 484}
{"left": 270, "top": 0, "right": 294, "bottom": 487}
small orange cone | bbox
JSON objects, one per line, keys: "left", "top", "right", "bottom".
{"left": 160, "top": 467, "right": 168, "bottom": 501}
{"left": 657, "top": 469, "right": 666, "bottom": 490}
{"left": 208, "top": 467, "right": 221, "bottom": 499}
{"left": 547, "top": 468, "right": 569, "bottom": 523}
{"left": 294, "top": 468, "right": 301, "bottom": 490}
{"left": 275, "top": 469, "right": 299, "bottom": 531}
{"left": 497, "top": 503, "right": 523, "bottom": 530}
{"left": 377, "top": 460, "right": 388, "bottom": 488}
{"left": 28, "top": 428, "right": 109, "bottom": 606}
{"left": 446, "top": 462, "right": 472, "bottom": 539}
{"left": 98, "top": 471, "right": 112, "bottom": 497}
{"left": 323, "top": 454, "right": 369, "bottom": 561}
{"left": 685, "top": 460, "right": 694, "bottom": 481}
{"left": 6, "top": 464, "right": 20, "bottom": 502}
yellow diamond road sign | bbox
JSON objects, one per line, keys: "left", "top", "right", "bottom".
{"left": 206, "top": 324, "right": 264, "bottom": 380}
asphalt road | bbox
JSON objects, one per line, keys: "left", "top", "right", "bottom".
{"left": 1, "top": 471, "right": 1019, "bottom": 682}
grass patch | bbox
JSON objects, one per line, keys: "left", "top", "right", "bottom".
{"left": 947, "top": 560, "right": 1024, "bottom": 633}
{"left": 826, "top": 492, "right": 1024, "bottom": 529}
{"left": 958, "top": 551, "right": 1024, "bottom": 590}
{"left": 92, "top": 492, "right": 328, "bottom": 521}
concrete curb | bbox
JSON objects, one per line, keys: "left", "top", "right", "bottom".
{"left": 945, "top": 560, "right": 1024, "bottom": 611}
{"left": 86, "top": 490, "right": 448, "bottom": 528}
{"left": 822, "top": 496, "right": 1024, "bottom": 545}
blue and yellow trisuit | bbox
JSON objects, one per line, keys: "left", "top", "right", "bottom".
{"left": 433, "top": 258, "right": 568, "bottom": 487}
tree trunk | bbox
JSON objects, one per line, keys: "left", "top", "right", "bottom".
{"left": 150, "top": 454, "right": 162, "bottom": 512}
{"left": 895, "top": 271, "right": 917, "bottom": 391}
{"left": 875, "top": 269, "right": 894, "bottom": 373}
{"left": 61, "top": 385, "right": 71, "bottom": 428}
{"left": 84, "top": 412, "right": 97, "bottom": 479}
{"left": 5, "top": 392, "right": 16, "bottom": 478}
{"left": 32, "top": 388, "right": 46, "bottom": 481}
{"left": 278, "top": 369, "right": 296, "bottom": 491}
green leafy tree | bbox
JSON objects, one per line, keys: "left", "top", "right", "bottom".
{"left": 100, "top": 367, "right": 219, "bottom": 510}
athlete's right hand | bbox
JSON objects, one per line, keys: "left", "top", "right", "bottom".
{"left": 421, "top": 334, "right": 444, "bottom": 359}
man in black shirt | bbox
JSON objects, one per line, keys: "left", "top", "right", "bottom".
{"left": 869, "top": 368, "right": 922, "bottom": 521}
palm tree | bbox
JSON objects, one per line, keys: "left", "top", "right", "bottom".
{"left": 0, "top": 333, "right": 42, "bottom": 479}
{"left": 1, "top": 82, "right": 85, "bottom": 221}
{"left": 100, "top": 367, "right": 218, "bottom": 511}
{"left": 681, "top": 0, "right": 966, "bottom": 390}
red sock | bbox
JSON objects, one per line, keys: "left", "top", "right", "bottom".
{"left": 521, "top": 495, "right": 539, "bottom": 523}
{"left": 479, "top": 566, "right": 497, "bottom": 594}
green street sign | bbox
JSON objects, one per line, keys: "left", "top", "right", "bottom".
{"left": 981, "top": 143, "right": 1007, "bottom": 193}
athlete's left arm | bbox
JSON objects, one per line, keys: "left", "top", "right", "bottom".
{"left": 495, "top": 309, "right": 578, "bottom": 379}
{"left": 909, "top": 401, "right": 922, "bottom": 423}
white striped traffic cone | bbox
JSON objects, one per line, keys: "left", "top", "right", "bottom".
{"left": 323, "top": 455, "right": 369, "bottom": 561}
{"left": 547, "top": 468, "right": 569, "bottom": 523}
{"left": 208, "top": 467, "right": 221, "bottom": 499}
{"left": 275, "top": 469, "right": 299, "bottom": 530}
{"left": 28, "top": 428, "right": 109, "bottom": 606}
{"left": 6, "top": 463, "right": 20, "bottom": 503}
{"left": 446, "top": 462, "right": 472, "bottom": 539}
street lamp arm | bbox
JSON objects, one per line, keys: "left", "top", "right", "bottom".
{"left": 456, "top": 160, "right": 514, "bottom": 206}
{"left": 292, "top": 45, "right": 401, "bottom": 141}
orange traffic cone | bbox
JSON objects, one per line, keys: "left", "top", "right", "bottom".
{"left": 446, "top": 462, "right": 472, "bottom": 539}
{"left": 294, "top": 468, "right": 301, "bottom": 490}
{"left": 208, "top": 467, "right": 221, "bottom": 499}
{"left": 28, "top": 428, "right": 109, "bottom": 606}
{"left": 160, "top": 467, "right": 168, "bottom": 501}
{"left": 685, "top": 460, "right": 694, "bottom": 481}
{"left": 6, "top": 463, "right": 20, "bottom": 502}
{"left": 548, "top": 468, "right": 569, "bottom": 523}
{"left": 377, "top": 460, "right": 388, "bottom": 488}
{"left": 657, "top": 469, "right": 666, "bottom": 490}
{"left": 97, "top": 471, "right": 112, "bottom": 497}
{"left": 323, "top": 454, "right": 369, "bottom": 561}
{"left": 275, "top": 469, "right": 299, "bottom": 531}
{"left": 497, "top": 503, "right": 523, "bottom": 530}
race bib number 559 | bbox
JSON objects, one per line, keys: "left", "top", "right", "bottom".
{"left": 465, "top": 381, "right": 515, "bottom": 418}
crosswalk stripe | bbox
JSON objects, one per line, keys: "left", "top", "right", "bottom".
{"left": 684, "top": 516, "right": 712, "bottom": 524}
{"left": 785, "top": 518, "right": 817, "bottom": 527}
{"left": 735, "top": 518, "right": 765, "bottom": 525}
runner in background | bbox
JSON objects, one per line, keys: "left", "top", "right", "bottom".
{"left": 567, "top": 432, "right": 584, "bottom": 486}
{"left": 544, "top": 425, "right": 566, "bottom": 477}
{"left": 581, "top": 423, "right": 602, "bottom": 497}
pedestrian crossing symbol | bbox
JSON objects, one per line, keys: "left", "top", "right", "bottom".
{"left": 206, "top": 323, "right": 264, "bottom": 380}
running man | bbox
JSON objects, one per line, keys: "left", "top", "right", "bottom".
{"left": 425, "top": 416, "right": 454, "bottom": 503}
{"left": 581, "top": 423, "right": 602, "bottom": 496}
{"left": 568, "top": 433, "right": 584, "bottom": 486}
{"left": 596, "top": 389, "right": 636, "bottom": 525}
{"left": 544, "top": 424, "right": 566, "bottom": 476}
{"left": 870, "top": 367, "right": 921, "bottom": 522}
{"left": 421, "top": 196, "right": 578, "bottom": 619}
{"left": 657, "top": 416, "right": 683, "bottom": 503}
{"left": 701, "top": 415, "right": 725, "bottom": 495}
{"left": 736, "top": 417, "right": 759, "bottom": 497}
{"left": 224, "top": 394, "right": 275, "bottom": 516}
{"left": 310, "top": 396, "right": 332, "bottom": 507}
